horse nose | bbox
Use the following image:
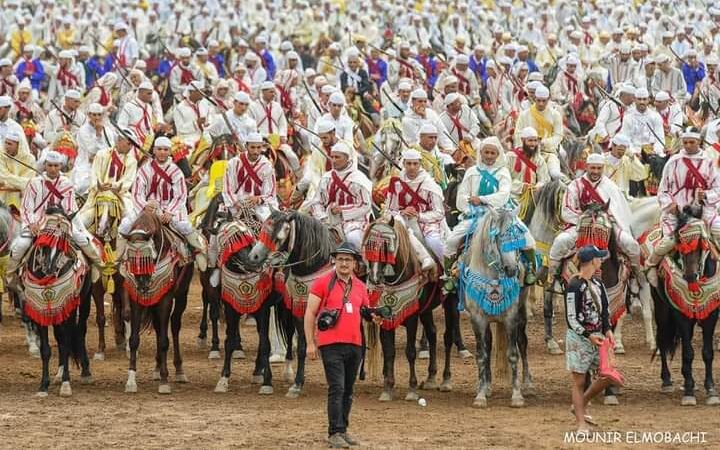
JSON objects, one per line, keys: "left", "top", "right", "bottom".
{"left": 506, "top": 267, "right": 518, "bottom": 278}
{"left": 684, "top": 273, "right": 699, "bottom": 283}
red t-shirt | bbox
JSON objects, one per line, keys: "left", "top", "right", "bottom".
{"left": 310, "top": 271, "right": 370, "bottom": 347}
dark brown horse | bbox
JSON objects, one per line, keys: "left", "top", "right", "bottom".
{"left": 122, "top": 211, "right": 194, "bottom": 394}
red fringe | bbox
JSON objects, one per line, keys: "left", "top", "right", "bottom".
{"left": 221, "top": 272, "right": 272, "bottom": 314}
{"left": 610, "top": 303, "right": 626, "bottom": 328}
{"left": 172, "top": 145, "right": 190, "bottom": 162}
{"left": 575, "top": 236, "right": 608, "bottom": 250}
{"left": 24, "top": 296, "right": 80, "bottom": 327}
{"left": 128, "top": 260, "right": 156, "bottom": 276}
{"left": 35, "top": 234, "right": 70, "bottom": 254}
{"left": 364, "top": 249, "right": 396, "bottom": 264}
{"left": 258, "top": 229, "right": 276, "bottom": 251}
{"left": 25, "top": 272, "right": 59, "bottom": 287}
{"left": 219, "top": 233, "right": 255, "bottom": 266}
{"left": 676, "top": 238, "right": 708, "bottom": 255}
{"left": 123, "top": 279, "right": 174, "bottom": 307}
{"left": 368, "top": 288, "right": 419, "bottom": 331}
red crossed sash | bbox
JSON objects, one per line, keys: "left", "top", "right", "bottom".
{"left": 23, "top": 58, "right": 35, "bottom": 76}
{"left": 579, "top": 177, "right": 605, "bottom": 207}
{"left": 322, "top": 145, "right": 332, "bottom": 171}
{"left": 565, "top": 72, "right": 579, "bottom": 96}
{"left": 148, "top": 160, "right": 173, "bottom": 201}
{"left": 186, "top": 99, "right": 203, "bottom": 131}
{"left": 171, "top": 63, "right": 195, "bottom": 85}
{"left": 57, "top": 67, "right": 78, "bottom": 87}
{"left": 98, "top": 86, "right": 110, "bottom": 106}
{"left": 511, "top": 149, "right": 538, "bottom": 183}
{"left": 13, "top": 101, "right": 31, "bottom": 119}
{"left": 237, "top": 153, "right": 263, "bottom": 195}
{"left": 659, "top": 109, "right": 670, "bottom": 133}
{"left": 276, "top": 83, "right": 293, "bottom": 113}
{"left": 235, "top": 77, "right": 250, "bottom": 93}
{"left": 682, "top": 157, "right": 708, "bottom": 191}
{"left": 131, "top": 101, "right": 151, "bottom": 143}
{"left": 34, "top": 178, "right": 67, "bottom": 213}
{"left": 108, "top": 150, "right": 125, "bottom": 179}
{"left": 448, "top": 113, "right": 468, "bottom": 141}
{"left": 263, "top": 101, "right": 274, "bottom": 134}
{"left": 389, "top": 176, "right": 428, "bottom": 209}
{"left": 398, "top": 58, "right": 417, "bottom": 79}
{"left": 452, "top": 69, "right": 470, "bottom": 95}
{"left": 328, "top": 171, "right": 355, "bottom": 205}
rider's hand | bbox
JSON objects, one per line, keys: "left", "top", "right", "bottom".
{"left": 668, "top": 202, "right": 679, "bottom": 214}
{"left": 99, "top": 182, "right": 112, "bottom": 191}
{"left": 29, "top": 223, "right": 41, "bottom": 236}
{"left": 330, "top": 205, "right": 341, "bottom": 215}
{"left": 470, "top": 196, "right": 483, "bottom": 206}
{"left": 307, "top": 341, "right": 318, "bottom": 360}
{"left": 160, "top": 212, "right": 172, "bottom": 224}
{"left": 402, "top": 206, "right": 418, "bottom": 217}
{"left": 590, "top": 334, "right": 605, "bottom": 346}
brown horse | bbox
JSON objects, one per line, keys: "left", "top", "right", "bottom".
{"left": 122, "top": 211, "right": 194, "bottom": 394}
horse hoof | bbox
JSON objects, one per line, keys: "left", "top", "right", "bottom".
{"left": 93, "top": 352, "right": 105, "bottom": 361}
{"left": 197, "top": 338, "right": 207, "bottom": 348}
{"left": 232, "top": 350, "right": 246, "bottom": 360}
{"left": 158, "top": 384, "right": 172, "bottom": 395}
{"left": 35, "top": 391, "right": 49, "bottom": 398}
{"left": 53, "top": 366, "right": 65, "bottom": 385}
{"left": 546, "top": 340, "right": 563, "bottom": 355}
{"left": 649, "top": 344, "right": 657, "bottom": 353}
{"left": 418, "top": 350, "right": 430, "bottom": 360}
{"left": 251, "top": 375, "right": 263, "bottom": 385}
{"left": 175, "top": 373, "right": 189, "bottom": 383}
{"left": 378, "top": 391, "right": 393, "bottom": 402}
{"left": 439, "top": 380, "right": 453, "bottom": 392}
{"left": 208, "top": 350, "right": 221, "bottom": 360}
{"left": 604, "top": 395, "right": 619, "bottom": 406}
{"left": 472, "top": 396, "right": 488, "bottom": 408}
{"left": 420, "top": 379, "right": 438, "bottom": 390}
{"left": 405, "top": 391, "right": 420, "bottom": 401}
{"left": 458, "top": 349, "right": 473, "bottom": 359}
{"left": 59, "top": 381, "right": 72, "bottom": 397}
{"left": 153, "top": 370, "right": 161, "bottom": 381}
{"left": 258, "top": 385, "right": 274, "bottom": 395}
{"left": 706, "top": 395, "right": 720, "bottom": 406}
{"left": 523, "top": 381, "right": 535, "bottom": 393}
{"left": 214, "top": 377, "right": 229, "bottom": 393}
{"left": 81, "top": 375, "right": 94, "bottom": 385}
{"left": 661, "top": 384, "right": 674, "bottom": 394}
{"left": 681, "top": 396, "right": 697, "bottom": 406}
{"left": 511, "top": 396, "right": 525, "bottom": 408}
{"left": 614, "top": 344, "right": 626, "bottom": 355}
{"left": 125, "top": 381, "right": 138, "bottom": 393}
{"left": 29, "top": 344, "right": 40, "bottom": 358}
{"left": 283, "top": 365, "right": 295, "bottom": 383}
{"left": 286, "top": 385, "right": 301, "bottom": 399}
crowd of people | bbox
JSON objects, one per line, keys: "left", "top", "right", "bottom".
{"left": 2, "top": 0, "right": 720, "bottom": 446}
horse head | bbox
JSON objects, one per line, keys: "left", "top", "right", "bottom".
{"left": 576, "top": 202, "right": 613, "bottom": 251}
{"left": 362, "top": 217, "right": 419, "bottom": 286}
{"left": 125, "top": 210, "right": 163, "bottom": 293}
{"left": 675, "top": 206, "right": 713, "bottom": 287}
{"left": 94, "top": 191, "right": 123, "bottom": 239}
{"left": 32, "top": 205, "right": 74, "bottom": 277}
{"left": 471, "top": 206, "right": 523, "bottom": 278}
{"left": 249, "top": 209, "right": 292, "bottom": 265}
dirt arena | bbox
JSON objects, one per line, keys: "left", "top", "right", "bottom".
{"left": 0, "top": 281, "right": 718, "bottom": 449}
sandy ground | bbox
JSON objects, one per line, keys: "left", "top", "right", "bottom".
{"left": 1, "top": 280, "right": 719, "bottom": 449}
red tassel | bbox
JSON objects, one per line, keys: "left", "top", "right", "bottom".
{"left": 24, "top": 296, "right": 80, "bottom": 327}
{"left": 258, "top": 229, "right": 276, "bottom": 251}
{"left": 219, "top": 233, "right": 255, "bottom": 266}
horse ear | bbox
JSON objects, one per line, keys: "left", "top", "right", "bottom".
{"left": 604, "top": 199, "right": 610, "bottom": 212}
{"left": 388, "top": 215, "right": 395, "bottom": 227}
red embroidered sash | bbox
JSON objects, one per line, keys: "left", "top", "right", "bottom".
{"left": 579, "top": 178, "right": 605, "bottom": 207}
{"left": 148, "top": 160, "right": 173, "bottom": 201}
{"left": 511, "top": 149, "right": 538, "bottom": 183}
{"left": 328, "top": 172, "right": 355, "bottom": 205}
{"left": 389, "top": 177, "right": 429, "bottom": 209}
{"left": 237, "top": 153, "right": 263, "bottom": 195}
{"left": 682, "top": 158, "right": 708, "bottom": 191}
{"left": 108, "top": 150, "right": 125, "bottom": 179}
{"left": 57, "top": 67, "right": 78, "bottom": 87}
{"left": 448, "top": 113, "right": 467, "bottom": 141}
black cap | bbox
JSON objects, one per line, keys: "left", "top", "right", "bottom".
{"left": 578, "top": 245, "right": 609, "bottom": 263}
{"left": 330, "top": 242, "right": 361, "bottom": 260}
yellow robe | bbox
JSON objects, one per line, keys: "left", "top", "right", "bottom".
{"left": 0, "top": 148, "right": 36, "bottom": 212}
{"left": 10, "top": 30, "right": 32, "bottom": 58}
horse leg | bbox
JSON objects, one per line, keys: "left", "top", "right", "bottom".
{"left": 419, "top": 310, "right": 438, "bottom": 390}
{"left": 197, "top": 282, "right": 209, "bottom": 347}
{"left": 125, "top": 302, "right": 141, "bottom": 393}
{"left": 215, "top": 304, "right": 240, "bottom": 393}
{"left": 172, "top": 274, "right": 191, "bottom": 383}
{"left": 378, "top": 328, "right": 396, "bottom": 401}
{"left": 701, "top": 311, "right": 719, "bottom": 405}
{"left": 77, "top": 282, "right": 93, "bottom": 382}
{"left": 544, "top": 290, "right": 563, "bottom": 354}
{"left": 613, "top": 314, "right": 626, "bottom": 354}
{"left": 639, "top": 283, "right": 656, "bottom": 351}
{"left": 440, "top": 293, "right": 456, "bottom": 392}
{"left": 469, "top": 312, "right": 490, "bottom": 408}
{"left": 208, "top": 289, "right": 221, "bottom": 360}
{"left": 678, "top": 317, "right": 697, "bottom": 406}
{"left": 37, "top": 325, "right": 51, "bottom": 396}
{"left": 404, "top": 315, "right": 420, "bottom": 401}
{"left": 257, "top": 304, "right": 274, "bottom": 395}
{"left": 156, "top": 298, "right": 172, "bottom": 394}
{"left": 52, "top": 325, "right": 65, "bottom": 385}
{"left": 290, "top": 317, "right": 306, "bottom": 395}
{"left": 58, "top": 320, "right": 73, "bottom": 397}
{"left": 112, "top": 279, "right": 126, "bottom": 350}
{"left": 517, "top": 294, "right": 533, "bottom": 391}
{"left": 506, "top": 315, "right": 524, "bottom": 407}
{"left": 92, "top": 282, "right": 106, "bottom": 361}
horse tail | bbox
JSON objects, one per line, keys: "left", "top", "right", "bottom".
{"left": 491, "top": 322, "right": 510, "bottom": 384}
{"left": 364, "top": 321, "right": 382, "bottom": 382}
{"left": 274, "top": 295, "right": 295, "bottom": 352}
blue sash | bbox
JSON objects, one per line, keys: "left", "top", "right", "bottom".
{"left": 477, "top": 168, "right": 500, "bottom": 196}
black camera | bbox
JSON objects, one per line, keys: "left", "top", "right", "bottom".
{"left": 317, "top": 309, "right": 340, "bottom": 331}
{"left": 360, "top": 305, "right": 393, "bottom": 320}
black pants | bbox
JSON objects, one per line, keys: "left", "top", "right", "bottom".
{"left": 320, "top": 343, "right": 362, "bottom": 436}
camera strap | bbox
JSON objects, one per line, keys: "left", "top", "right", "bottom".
{"left": 318, "top": 273, "right": 353, "bottom": 324}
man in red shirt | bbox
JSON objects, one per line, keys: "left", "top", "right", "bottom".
{"left": 305, "top": 242, "right": 373, "bottom": 448}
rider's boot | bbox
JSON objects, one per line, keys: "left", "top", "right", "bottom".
{"left": 442, "top": 256, "right": 456, "bottom": 291}
{"left": 522, "top": 249, "right": 538, "bottom": 285}
{"left": 115, "top": 235, "right": 128, "bottom": 264}
{"left": 79, "top": 242, "right": 103, "bottom": 283}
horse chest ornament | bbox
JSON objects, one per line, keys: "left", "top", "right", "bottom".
{"left": 457, "top": 262, "right": 521, "bottom": 316}
{"left": 122, "top": 250, "right": 178, "bottom": 307}
{"left": 22, "top": 256, "right": 86, "bottom": 326}
{"left": 283, "top": 265, "right": 335, "bottom": 318}
{"left": 367, "top": 276, "right": 422, "bottom": 331}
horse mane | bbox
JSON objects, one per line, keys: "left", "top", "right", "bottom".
{"left": 287, "top": 211, "right": 335, "bottom": 276}
{"left": 528, "top": 179, "right": 565, "bottom": 227}
{"left": 391, "top": 219, "right": 420, "bottom": 279}
{"left": 132, "top": 210, "right": 163, "bottom": 243}
{"left": 0, "top": 202, "right": 11, "bottom": 244}
{"left": 559, "top": 137, "right": 586, "bottom": 176}
{"left": 646, "top": 153, "right": 668, "bottom": 180}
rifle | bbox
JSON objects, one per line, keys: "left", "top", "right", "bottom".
{"left": 390, "top": 123, "right": 410, "bottom": 147}
{"left": 370, "top": 140, "right": 402, "bottom": 171}
{"left": 195, "top": 88, "right": 246, "bottom": 151}
{"left": 108, "top": 119, "right": 147, "bottom": 155}
{"left": 381, "top": 86, "right": 405, "bottom": 117}
{"left": 302, "top": 79, "right": 323, "bottom": 114}
{"left": 288, "top": 118, "right": 320, "bottom": 138}
{"left": 2, "top": 152, "right": 40, "bottom": 174}
{"left": 90, "top": 34, "right": 132, "bottom": 88}
{"left": 49, "top": 99, "right": 78, "bottom": 127}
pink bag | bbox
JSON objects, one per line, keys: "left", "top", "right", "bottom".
{"left": 599, "top": 338, "right": 625, "bottom": 387}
